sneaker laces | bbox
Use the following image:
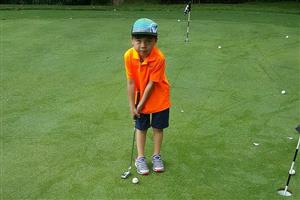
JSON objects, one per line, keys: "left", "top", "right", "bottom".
{"left": 152, "top": 154, "right": 161, "bottom": 161}
{"left": 152, "top": 155, "right": 163, "bottom": 167}
{"left": 136, "top": 157, "right": 148, "bottom": 168}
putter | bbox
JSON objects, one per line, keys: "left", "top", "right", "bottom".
{"left": 121, "top": 92, "right": 140, "bottom": 179}
{"left": 121, "top": 125, "right": 136, "bottom": 179}
{"left": 277, "top": 124, "right": 300, "bottom": 196}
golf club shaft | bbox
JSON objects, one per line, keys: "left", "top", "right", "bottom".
{"left": 128, "top": 91, "right": 140, "bottom": 169}
{"left": 129, "top": 126, "right": 136, "bottom": 169}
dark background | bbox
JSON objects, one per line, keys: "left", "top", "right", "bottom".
{"left": 0, "top": 0, "right": 298, "bottom": 6}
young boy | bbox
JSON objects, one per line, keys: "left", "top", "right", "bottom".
{"left": 124, "top": 18, "right": 171, "bottom": 175}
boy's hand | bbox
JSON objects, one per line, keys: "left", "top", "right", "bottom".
{"left": 136, "top": 104, "right": 143, "bottom": 114}
{"left": 134, "top": 103, "right": 145, "bottom": 119}
{"left": 131, "top": 107, "right": 140, "bottom": 119}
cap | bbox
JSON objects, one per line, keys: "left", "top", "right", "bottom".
{"left": 131, "top": 18, "right": 158, "bottom": 36}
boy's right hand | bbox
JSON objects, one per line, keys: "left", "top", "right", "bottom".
{"left": 131, "top": 107, "right": 140, "bottom": 120}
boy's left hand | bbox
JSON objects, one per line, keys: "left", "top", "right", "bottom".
{"left": 136, "top": 104, "right": 143, "bottom": 114}
{"left": 131, "top": 107, "right": 140, "bottom": 119}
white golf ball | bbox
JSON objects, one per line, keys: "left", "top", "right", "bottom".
{"left": 177, "top": 19, "right": 181, "bottom": 22}
{"left": 218, "top": 45, "right": 222, "bottom": 49}
{"left": 281, "top": 90, "right": 286, "bottom": 94}
{"left": 132, "top": 177, "right": 139, "bottom": 184}
{"left": 289, "top": 169, "right": 296, "bottom": 175}
{"left": 286, "top": 35, "right": 289, "bottom": 39}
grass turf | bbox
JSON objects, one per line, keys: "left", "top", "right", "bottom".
{"left": 1, "top": 3, "right": 300, "bottom": 199}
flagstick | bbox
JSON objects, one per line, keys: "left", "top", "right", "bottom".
{"left": 185, "top": 3, "right": 191, "bottom": 42}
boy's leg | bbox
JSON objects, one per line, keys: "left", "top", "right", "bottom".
{"left": 151, "top": 108, "right": 169, "bottom": 172}
{"left": 153, "top": 128, "right": 163, "bottom": 156}
{"left": 152, "top": 128, "right": 164, "bottom": 172}
{"left": 151, "top": 108, "right": 169, "bottom": 155}
{"left": 136, "top": 129, "right": 147, "bottom": 158}
{"left": 135, "top": 129, "right": 149, "bottom": 175}
{"left": 135, "top": 114, "right": 150, "bottom": 175}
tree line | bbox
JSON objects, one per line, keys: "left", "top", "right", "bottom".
{"left": 0, "top": 0, "right": 297, "bottom": 5}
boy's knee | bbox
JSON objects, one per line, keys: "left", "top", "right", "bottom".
{"left": 153, "top": 128, "right": 163, "bottom": 134}
{"left": 136, "top": 129, "right": 147, "bottom": 134}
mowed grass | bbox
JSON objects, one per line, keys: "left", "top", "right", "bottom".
{"left": 1, "top": 3, "right": 300, "bottom": 199}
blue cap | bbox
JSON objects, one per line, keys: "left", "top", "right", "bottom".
{"left": 131, "top": 18, "right": 158, "bottom": 36}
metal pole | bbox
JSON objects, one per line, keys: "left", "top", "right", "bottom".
{"left": 185, "top": 11, "right": 191, "bottom": 42}
{"left": 277, "top": 125, "right": 300, "bottom": 196}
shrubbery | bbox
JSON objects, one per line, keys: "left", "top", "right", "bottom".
{"left": 0, "top": 0, "right": 298, "bottom": 5}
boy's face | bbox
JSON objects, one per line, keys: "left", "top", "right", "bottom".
{"left": 131, "top": 36, "right": 157, "bottom": 59}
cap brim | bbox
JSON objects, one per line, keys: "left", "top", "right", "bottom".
{"left": 131, "top": 32, "right": 157, "bottom": 36}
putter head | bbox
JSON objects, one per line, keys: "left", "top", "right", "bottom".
{"left": 121, "top": 171, "right": 131, "bottom": 179}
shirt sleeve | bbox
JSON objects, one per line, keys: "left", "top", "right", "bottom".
{"left": 124, "top": 51, "right": 133, "bottom": 79}
{"left": 149, "top": 58, "right": 165, "bottom": 82}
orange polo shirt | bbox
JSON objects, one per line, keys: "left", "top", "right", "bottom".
{"left": 124, "top": 47, "right": 171, "bottom": 114}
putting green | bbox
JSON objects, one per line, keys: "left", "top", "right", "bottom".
{"left": 1, "top": 3, "right": 300, "bottom": 199}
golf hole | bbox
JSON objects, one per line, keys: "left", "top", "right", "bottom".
{"left": 277, "top": 188, "right": 292, "bottom": 197}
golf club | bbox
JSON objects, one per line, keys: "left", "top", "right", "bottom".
{"left": 121, "top": 125, "right": 136, "bottom": 179}
{"left": 121, "top": 92, "right": 140, "bottom": 179}
{"left": 277, "top": 124, "right": 300, "bottom": 197}
{"left": 184, "top": 0, "right": 191, "bottom": 42}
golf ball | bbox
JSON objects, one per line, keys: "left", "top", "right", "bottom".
{"left": 281, "top": 90, "right": 286, "bottom": 94}
{"left": 218, "top": 45, "right": 222, "bottom": 49}
{"left": 132, "top": 177, "right": 139, "bottom": 184}
{"left": 177, "top": 19, "right": 181, "bottom": 22}
{"left": 286, "top": 35, "right": 289, "bottom": 39}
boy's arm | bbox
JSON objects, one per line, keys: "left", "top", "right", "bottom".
{"left": 136, "top": 80, "right": 154, "bottom": 114}
{"left": 136, "top": 57, "right": 164, "bottom": 113}
{"left": 127, "top": 79, "right": 139, "bottom": 117}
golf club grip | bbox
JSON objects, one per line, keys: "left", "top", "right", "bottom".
{"left": 133, "top": 91, "right": 140, "bottom": 121}
{"left": 135, "top": 91, "right": 140, "bottom": 107}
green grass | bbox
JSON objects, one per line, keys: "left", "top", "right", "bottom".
{"left": 1, "top": 3, "right": 300, "bottom": 200}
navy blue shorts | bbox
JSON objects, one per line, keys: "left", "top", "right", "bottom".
{"left": 135, "top": 108, "right": 170, "bottom": 131}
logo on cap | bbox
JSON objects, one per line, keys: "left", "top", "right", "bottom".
{"left": 132, "top": 18, "right": 158, "bottom": 36}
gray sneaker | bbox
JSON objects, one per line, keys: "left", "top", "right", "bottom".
{"left": 135, "top": 157, "right": 149, "bottom": 175}
{"left": 152, "top": 155, "right": 164, "bottom": 172}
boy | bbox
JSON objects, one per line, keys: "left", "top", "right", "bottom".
{"left": 123, "top": 18, "right": 171, "bottom": 175}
